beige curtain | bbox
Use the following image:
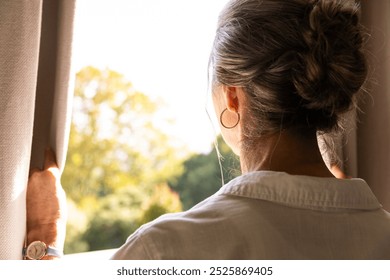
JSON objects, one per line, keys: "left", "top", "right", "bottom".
{"left": 340, "top": 1, "right": 390, "bottom": 211}
{"left": 358, "top": 1, "right": 390, "bottom": 211}
{"left": 0, "top": 0, "right": 75, "bottom": 259}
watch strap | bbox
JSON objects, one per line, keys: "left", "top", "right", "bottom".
{"left": 46, "top": 245, "right": 63, "bottom": 258}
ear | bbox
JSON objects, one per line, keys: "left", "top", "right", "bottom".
{"left": 223, "top": 86, "right": 239, "bottom": 113}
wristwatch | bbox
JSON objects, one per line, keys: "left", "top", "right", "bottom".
{"left": 23, "top": 241, "right": 63, "bottom": 260}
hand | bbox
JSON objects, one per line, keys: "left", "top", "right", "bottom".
{"left": 26, "top": 148, "right": 67, "bottom": 256}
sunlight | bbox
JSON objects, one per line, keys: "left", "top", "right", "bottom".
{"left": 72, "top": 0, "right": 229, "bottom": 154}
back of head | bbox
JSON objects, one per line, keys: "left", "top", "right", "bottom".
{"left": 210, "top": 0, "right": 367, "bottom": 135}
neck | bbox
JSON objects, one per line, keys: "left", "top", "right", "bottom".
{"left": 239, "top": 130, "right": 334, "bottom": 178}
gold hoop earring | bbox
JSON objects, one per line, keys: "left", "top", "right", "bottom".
{"left": 220, "top": 108, "right": 240, "bottom": 129}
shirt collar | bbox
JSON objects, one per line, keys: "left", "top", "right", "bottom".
{"left": 219, "top": 171, "right": 382, "bottom": 211}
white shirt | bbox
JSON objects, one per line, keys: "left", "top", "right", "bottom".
{"left": 111, "top": 171, "right": 390, "bottom": 259}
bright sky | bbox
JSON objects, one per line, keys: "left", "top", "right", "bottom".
{"left": 72, "top": 0, "right": 230, "bottom": 153}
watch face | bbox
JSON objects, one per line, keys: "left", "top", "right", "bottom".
{"left": 26, "top": 241, "right": 47, "bottom": 260}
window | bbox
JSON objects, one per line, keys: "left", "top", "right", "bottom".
{"left": 64, "top": 0, "right": 233, "bottom": 256}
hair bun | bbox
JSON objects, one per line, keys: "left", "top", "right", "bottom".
{"left": 292, "top": 0, "right": 367, "bottom": 116}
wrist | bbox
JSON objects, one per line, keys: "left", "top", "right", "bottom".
{"left": 23, "top": 240, "right": 63, "bottom": 260}
{"left": 27, "top": 222, "right": 65, "bottom": 252}
{"left": 24, "top": 221, "right": 65, "bottom": 260}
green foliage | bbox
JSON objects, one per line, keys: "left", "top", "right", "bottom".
{"left": 62, "top": 67, "right": 185, "bottom": 253}
{"left": 62, "top": 66, "right": 184, "bottom": 203}
{"left": 64, "top": 200, "right": 89, "bottom": 253}
{"left": 66, "top": 184, "right": 183, "bottom": 253}
{"left": 169, "top": 135, "right": 240, "bottom": 210}
{"left": 138, "top": 184, "right": 182, "bottom": 226}
{"left": 81, "top": 187, "right": 144, "bottom": 251}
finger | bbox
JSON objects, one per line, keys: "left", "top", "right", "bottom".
{"left": 44, "top": 147, "right": 58, "bottom": 170}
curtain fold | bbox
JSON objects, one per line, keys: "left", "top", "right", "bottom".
{"left": 0, "top": 0, "right": 75, "bottom": 259}
{"left": 358, "top": 0, "right": 390, "bottom": 211}
{"left": 0, "top": 0, "right": 43, "bottom": 260}
{"left": 30, "top": 0, "right": 76, "bottom": 172}
{"left": 334, "top": 1, "right": 390, "bottom": 211}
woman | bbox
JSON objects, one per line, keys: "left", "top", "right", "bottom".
{"left": 26, "top": 0, "right": 390, "bottom": 259}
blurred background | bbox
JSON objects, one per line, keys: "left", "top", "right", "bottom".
{"left": 63, "top": 0, "right": 239, "bottom": 254}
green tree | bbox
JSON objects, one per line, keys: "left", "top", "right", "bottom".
{"left": 80, "top": 187, "right": 146, "bottom": 251}
{"left": 62, "top": 66, "right": 184, "bottom": 203}
{"left": 81, "top": 184, "right": 182, "bottom": 252}
{"left": 62, "top": 66, "right": 185, "bottom": 253}
{"left": 169, "top": 135, "right": 240, "bottom": 210}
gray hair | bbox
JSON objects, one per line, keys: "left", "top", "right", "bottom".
{"left": 210, "top": 0, "right": 367, "bottom": 142}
